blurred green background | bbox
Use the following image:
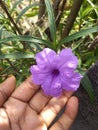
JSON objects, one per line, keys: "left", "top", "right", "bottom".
{"left": 0, "top": 0, "right": 98, "bottom": 87}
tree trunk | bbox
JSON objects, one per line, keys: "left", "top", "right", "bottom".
{"left": 62, "top": 0, "right": 84, "bottom": 38}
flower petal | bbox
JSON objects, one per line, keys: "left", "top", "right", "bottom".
{"left": 30, "top": 65, "right": 49, "bottom": 85}
{"left": 36, "top": 48, "right": 56, "bottom": 65}
{"left": 58, "top": 48, "right": 78, "bottom": 69}
{"left": 42, "top": 75, "right": 62, "bottom": 97}
{"left": 61, "top": 72, "right": 82, "bottom": 91}
{"left": 60, "top": 67, "right": 75, "bottom": 78}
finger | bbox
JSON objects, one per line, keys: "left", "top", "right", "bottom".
{"left": 50, "top": 96, "right": 79, "bottom": 130}
{"left": 39, "top": 93, "right": 68, "bottom": 127}
{"left": 11, "top": 76, "right": 40, "bottom": 102}
{"left": 64, "top": 91, "right": 74, "bottom": 98}
{"left": 29, "top": 91, "right": 73, "bottom": 113}
{"left": 29, "top": 89, "right": 51, "bottom": 113}
{"left": 0, "top": 76, "right": 16, "bottom": 106}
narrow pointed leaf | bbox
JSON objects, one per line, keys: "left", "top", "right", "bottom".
{"left": 44, "top": 0, "right": 56, "bottom": 43}
{"left": 10, "top": 0, "right": 23, "bottom": 14}
{"left": 81, "top": 74, "right": 95, "bottom": 104}
{"left": 0, "top": 35, "right": 52, "bottom": 47}
{"left": 16, "top": 3, "right": 39, "bottom": 22}
{"left": 59, "top": 26, "right": 98, "bottom": 46}
{"left": 0, "top": 52, "right": 34, "bottom": 59}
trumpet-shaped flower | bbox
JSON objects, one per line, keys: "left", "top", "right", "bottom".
{"left": 30, "top": 48, "right": 82, "bottom": 97}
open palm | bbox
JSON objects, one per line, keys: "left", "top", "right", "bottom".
{"left": 0, "top": 76, "right": 78, "bottom": 130}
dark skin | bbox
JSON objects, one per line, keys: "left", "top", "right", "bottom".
{"left": 0, "top": 76, "right": 78, "bottom": 130}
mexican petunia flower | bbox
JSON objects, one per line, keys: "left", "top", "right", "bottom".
{"left": 30, "top": 48, "right": 82, "bottom": 97}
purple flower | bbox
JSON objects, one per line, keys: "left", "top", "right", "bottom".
{"left": 30, "top": 48, "right": 82, "bottom": 97}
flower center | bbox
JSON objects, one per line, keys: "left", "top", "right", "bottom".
{"left": 52, "top": 69, "right": 60, "bottom": 76}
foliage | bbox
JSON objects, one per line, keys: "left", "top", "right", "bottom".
{"left": 0, "top": 0, "right": 98, "bottom": 101}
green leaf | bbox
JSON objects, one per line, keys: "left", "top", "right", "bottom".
{"left": 72, "top": 38, "right": 84, "bottom": 51}
{"left": 10, "top": 0, "right": 23, "bottom": 14}
{"left": 81, "top": 74, "right": 95, "bottom": 104}
{"left": 44, "top": 0, "right": 56, "bottom": 44}
{"left": 0, "top": 28, "right": 3, "bottom": 38}
{"left": 0, "top": 35, "right": 52, "bottom": 48}
{"left": 82, "top": 6, "right": 94, "bottom": 18}
{"left": 16, "top": 3, "right": 39, "bottom": 23}
{"left": 59, "top": 26, "right": 98, "bottom": 46}
{"left": 0, "top": 52, "right": 34, "bottom": 59}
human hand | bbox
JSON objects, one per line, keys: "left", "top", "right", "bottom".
{"left": 0, "top": 76, "right": 78, "bottom": 130}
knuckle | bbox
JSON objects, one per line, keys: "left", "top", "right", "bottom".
{"left": 48, "top": 103, "right": 59, "bottom": 115}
